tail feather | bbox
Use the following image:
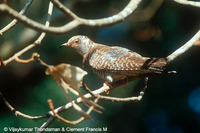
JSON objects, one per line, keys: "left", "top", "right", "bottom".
{"left": 142, "top": 58, "right": 167, "bottom": 69}
{"left": 142, "top": 58, "right": 176, "bottom": 74}
{"left": 148, "top": 67, "right": 177, "bottom": 74}
{"left": 167, "top": 70, "right": 177, "bottom": 74}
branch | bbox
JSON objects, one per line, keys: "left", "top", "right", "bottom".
{"left": 2, "top": 1, "right": 54, "bottom": 66}
{"left": 0, "top": 91, "right": 47, "bottom": 120}
{"left": 51, "top": 0, "right": 141, "bottom": 27}
{"left": 49, "top": 86, "right": 108, "bottom": 116}
{"left": 174, "top": 0, "right": 200, "bottom": 7}
{"left": 3, "top": 44, "right": 36, "bottom": 66}
{"left": 35, "top": 1, "right": 54, "bottom": 44}
{"left": 0, "top": 0, "right": 33, "bottom": 35}
{"left": 39, "top": 77, "right": 147, "bottom": 130}
{"left": 166, "top": 29, "right": 200, "bottom": 63}
{"left": 47, "top": 98, "right": 99, "bottom": 125}
{"left": 38, "top": 86, "right": 107, "bottom": 131}
{"left": 50, "top": 0, "right": 78, "bottom": 20}
{"left": 97, "top": 77, "right": 148, "bottom": 102}
{"left": 0, "top": 0, "right": 142, "bottom": 35}
{"left": 39, "top": 86, "right": 109, "bottom": 130}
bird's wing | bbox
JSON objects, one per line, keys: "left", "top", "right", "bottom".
{"left": 89, "top": 45, "right": 167, "bottom": 73}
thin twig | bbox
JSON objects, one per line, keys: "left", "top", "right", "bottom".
{"left": 39, "top": 78, "right": 142, "bottom": 129}
{"left": 0, "top": 0, "right": 142, "bottom": 35}
{"left": 2, "top": 2, "right": 54, "bottom": 66}
{"left": 50, "top": 0, "right": 78, "bottom": 20}
{"left": 37, "top": 117, "right": 55, "bottom": 133}
{"left": 34, "top": 57, "right": 50, "bottom": 67}
{"left": 0, "top": 91, "right": 47, "bottom": 120}
{"left": 13, "top": 52, "right": 40, "bottom": 64}
{"left": 51, "top": 0, "right": 141, "bottom": 27}
{"left": 3, "top": 44, "right": 36, "bottom": 66}
{"left": 174, "top": 0, "right": 200, "bottom": 7}
{"left": 97, "top": 77, "right": 148, "bottom": 102}
{"left": 47, "top": 77, "right": 140, "bottom": 116}
{"left": 166, "top": 30, "right": 200, "bottom": 63}
{"left": 39, "top": 86, "right": 108, "bottom": 130}
{"left": 82, "top": 77, "right": 96, "bottom": 97}
{"left": 15, "top": 57, "right": 34, "bottom": 64}
{"left": 0, "top": 0, "right": 33, "bottom": 35}
{"left": 47, "top": 98, "right": 99, "bottom": 125}
{"left": 50, "top": 87, "right": 107, "bottom": 115}
{"left": 35, "top": 1, "right": 54, "bottom": 45}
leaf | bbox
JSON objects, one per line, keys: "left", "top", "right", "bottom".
{"left": 46, "top": 63, "right": 87, "bottom": 90}
{"left": 45, "top": 63, "right": 104, "bottom": 112}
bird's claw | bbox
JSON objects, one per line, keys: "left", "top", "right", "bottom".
{"left": 103, "top": 82, "right": 111, "bottom": 94}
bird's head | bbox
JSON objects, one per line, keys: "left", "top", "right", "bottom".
{"left": 61, "top": 35, "right": 95, "bottom": 56}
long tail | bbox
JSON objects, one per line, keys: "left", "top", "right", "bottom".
{"left": 148, "top": 67, "right": 177, "bottom": 74}
{"left": 142, "top": 58, "right": 177, "bottom": 74}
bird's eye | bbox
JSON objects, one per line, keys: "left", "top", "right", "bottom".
{"left": 74, "top": 39, "right": 80, "bottom": 44}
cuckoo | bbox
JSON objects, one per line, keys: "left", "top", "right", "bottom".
{"left": 61, "top": 35, "right": 176, "bottom": 91}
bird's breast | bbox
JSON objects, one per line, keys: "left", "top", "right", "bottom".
{"left": 91, "top": 68, "right": 127, "bottom": 82}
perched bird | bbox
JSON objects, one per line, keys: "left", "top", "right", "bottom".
{"left": 61, "top": 35, "right": 176, "bottom": 87}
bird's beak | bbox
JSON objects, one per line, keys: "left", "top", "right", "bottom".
{"left": 60, "top": 42, "right": 68, "bottom": 47}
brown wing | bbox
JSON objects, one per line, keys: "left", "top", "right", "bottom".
{"left": 88, "top": 45, "right": 167, "bottom": 75}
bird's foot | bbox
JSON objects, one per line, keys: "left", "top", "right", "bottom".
{"left": 103, "top": 81, "right": 112, "bottom": 94}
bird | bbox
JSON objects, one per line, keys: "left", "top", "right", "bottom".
{"left": 61, "top": 35, "right": 176, "bottom": 88}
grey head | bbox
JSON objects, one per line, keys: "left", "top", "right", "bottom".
{"left": 61, "top": 35, "right": 96, "bottom": 56}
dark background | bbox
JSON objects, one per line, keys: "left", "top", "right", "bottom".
{"left": 0, "top": 0, "right": 200, "bottom": 133}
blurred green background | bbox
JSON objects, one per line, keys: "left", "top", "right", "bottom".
{"left": 0, "top": 0, "right": 200, "bottom": 133}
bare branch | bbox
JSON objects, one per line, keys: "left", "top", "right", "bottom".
{"left": 49, "top": 77, "right": 140, "bottom": 115}
{"left": 37, "top": 117, "right": 54, "bottom": 133}
{"left": 97, "top": 77, "right": 148, "bottom": 102}
{"left": 37, "top": 117, "right": 55, "bottom": 133}
{"left": 39, "top": 86, "right": 109, "bottom": 130}
{"left": 39, "top": 77, "right": 146, "bottom": 129}
{"left": 97, "top": 94, "right": 143, "bottom": 102}
{"left": 0, "top": 4, "right": 80, "bottom": 35}
{"left": 2, "top": 2, "right": 54, "bottom": 66}
{"left": 174, "top": 0, "right": 200, "bottom": 7}
{"left": 49, "top": 86, "right": 108, "bottom": 115}
{"left": 50, "top": 0, "right": 78, "bottom": 20}
{"left": 14, "top": 52, "right": 40, "bottom": 64}
{"left": 83, "top": 0, "right": 140, "bottom": 26}
{"left": 51, "top": 0, "right": 142, "bottom": 27}
{"left": 0, "top": 0, "right": 33, "bottom": 35}
{"left": 3, "top": 44, "right": 36, "bottom": 66}
{"left": 35, "top": 1, "right": 54, "bottom": 44}
{"left": 166, "top": 30, "right": 200, "bottom": 63}
{"left": 47, "top": 98, "right": 99, "bottom": 125}
{"left": 0, "top": 0, "right": 142, "bottom": 35}
{"left": 0, "top": 91, "right": 47, "bottom": 120}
